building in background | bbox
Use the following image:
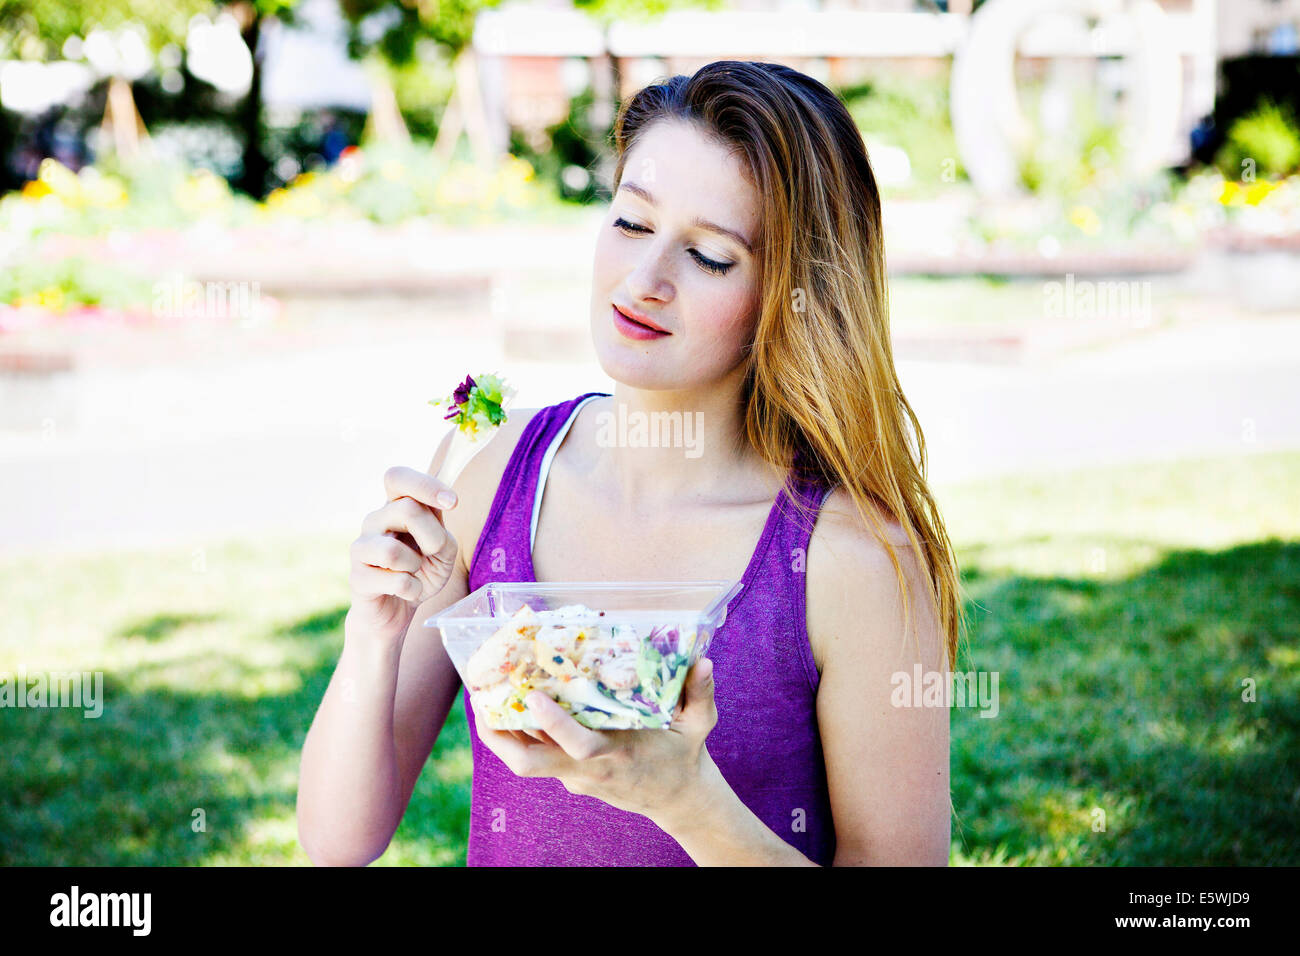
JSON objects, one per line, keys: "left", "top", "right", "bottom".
{"left": 473, "top": 0, "right": 1230, "bottom": 174}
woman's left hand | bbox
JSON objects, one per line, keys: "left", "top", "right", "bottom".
{"left": 471, "top": 658, "right": 718, "bottom": 824}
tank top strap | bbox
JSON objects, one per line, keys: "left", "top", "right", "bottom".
{"left": 530, "top": 393, "right": 608, "bottom": 553}
{"left": 468, "top": 391, "right": 610, "bottom": 588}
{"left": 774, "top": 470, "right": 835, "bottom": 558}
{"left": 742, "top": 470, "right": 835, "bottom": 693}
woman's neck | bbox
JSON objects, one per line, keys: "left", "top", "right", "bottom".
{"left": 578, "top": 372, "right": 783, "bottom": 512}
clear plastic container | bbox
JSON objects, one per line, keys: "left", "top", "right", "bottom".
{"left": 428, "top": 580, "right": 743, "bottom": 730}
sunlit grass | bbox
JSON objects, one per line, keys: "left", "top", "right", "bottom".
{"left": 942, "top": 450, "right": 1300, "bottom": 865}
{"left": 2, "top": 450, "right": 1297, "bottom": 865}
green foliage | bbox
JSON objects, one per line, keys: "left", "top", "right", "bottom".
{"left": 0, "top": 153, "right": 257, "bottom": 240}
{"left": 1215, "top": 98, "right": 1300, "bottom": 180}
{"left": 261, "top": 141, "right": 564, "bottom": 225}
{"left": 338, "top": 0, "right": 504, "bottom": 62}
{"left": 508, "top": 85, "right": 610, "bottom": 205}
{"left": 385, "top": 50, "right": 457, "bottom": 141}
{"left": 0, "top": 0, "right": 210, "bottom": 57}
{"left": 0, "top": 255, "right": 154, "bottom": 310}
{"left": 1016, "top": 85, "right": 1122, "bottom": 197}
{"left": 838, "top": 71, "right": 965, "bottom": 195}
{"left": 573, "top": 0, "right": 722, "bottom": 26}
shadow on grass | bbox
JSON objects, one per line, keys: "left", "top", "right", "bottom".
{"left": 5, "top": 541, "right": 1296, "bottom": 866}
{"left": 272, "top": 607, "right": 348, "bottom": 640}
{"left": 952, "top": 538, "right": 1300, "bottom": 865}
{"left": 116, "top": 612, "right": 224, "bottom": 642}
{"left": 1, "top": 604, "right": 471, "bottom": 866}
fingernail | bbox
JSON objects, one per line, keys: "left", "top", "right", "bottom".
{"left": 437, "top": 491, "right": 457, "bottom": 508}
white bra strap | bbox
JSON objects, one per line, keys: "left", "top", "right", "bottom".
{"left": 530, "top": 394, "right": 603, "bottom": 554}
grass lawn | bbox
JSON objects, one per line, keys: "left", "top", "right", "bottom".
{"left": 3, "top": 450, "right": 1297, "bottom": 865}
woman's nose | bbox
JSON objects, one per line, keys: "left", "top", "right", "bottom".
{"left": 623, "top": 242, "right": 674, "bottom": 304}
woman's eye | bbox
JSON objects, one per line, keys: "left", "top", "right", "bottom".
{"left": 612, "top": 217, "right": 734, "bottom": 276}
{"left": 689, "top": 249, "right": 734, "bottom": 276}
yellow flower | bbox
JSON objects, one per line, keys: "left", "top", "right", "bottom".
{"left": 506, "top": 156, "right": 535, "bottom": 182}
{"left": 1218, "top": 180, "right": 1242, "bottom": 205}
{"left": 1068, "top": 205, "right": 1101, "bottom": 236}
{"left": 21, "top": 178, "right": 52, "bottom": 200}
{"left": 1243, "top": 180, "right": 1277, "bottom": 206}
{"left": 173, "top": 170, "right": 231, "bottom": 216}
{"left": 36, "top": 286, "right": 65, "bottom": 311}
{"left": 84, "top": 176, "right": 128, "bottom": 209}
{"left": 38, "top": 159, "right": 82, "bottom": 204}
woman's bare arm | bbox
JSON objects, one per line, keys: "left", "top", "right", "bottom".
{"left": 298, "top": 429, "right": 468, "bottom": 866}
{"left": 806, "top": 494, "right": 952, "bottom": 866}
{"left": 298, "top": 412, "right": 541, "bottom": 866}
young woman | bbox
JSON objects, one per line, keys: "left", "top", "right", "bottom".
{"left": 298, "top": 60, "right": 965, "bottom": 866}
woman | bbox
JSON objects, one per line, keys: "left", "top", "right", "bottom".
{"left": 298, "top": 60, "right": 965, "bottom": 866}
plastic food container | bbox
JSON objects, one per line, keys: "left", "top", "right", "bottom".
{"left": 428, "top": 580, "right": 743, "bottom": 730}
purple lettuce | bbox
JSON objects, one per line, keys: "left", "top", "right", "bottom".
{"left": 647, "top": 625, "right": 679, "bottom": 657}
{"left": 631, "top": 691, "right": 662, "bottom": 714}
{"left": 443, "top": 374, "right": 476, "bottom": 421}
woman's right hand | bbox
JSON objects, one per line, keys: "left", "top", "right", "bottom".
{"left": 347, "top": 465, "right": 460, "bottom": 645}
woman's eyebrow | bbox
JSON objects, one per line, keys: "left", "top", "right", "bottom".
{"left": 618, "top": 180, "right": 754, "bottom": 255}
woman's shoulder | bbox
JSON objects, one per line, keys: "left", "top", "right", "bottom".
{"left": 812, "top": 487, "right": 912, "bottom": 556}
{"left": 805, "top": 487, "right": 933, "bottom": 672}
{"left": 431, "top": 406, "right": 545, "bottom": 580}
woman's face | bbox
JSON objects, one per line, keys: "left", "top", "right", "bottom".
{"left": 589, "top": 119, "right": 762, "bottom": 392}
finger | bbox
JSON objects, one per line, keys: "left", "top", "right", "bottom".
{"left": 362, "top": 497, "right": 452, "bottom": 566}
{"left": 524, "top": 692, "right": 606, "bottom": 761}
{"left": 674, "top": 657, "right": 717, "bottom": 727}
{"left": 520, "top": 728, "right": 557, "bottom": 745}
{"left": 383, "top": 465, "right": 458, "bottom": 512}
{"left": 470, "top": 699, "right": 552, "bottom": 777}
{"left": 351, "top": 533, "right": 422, "bottom": 573}
{"left": 349, "top": 564, "right": 421, "bottom": 602}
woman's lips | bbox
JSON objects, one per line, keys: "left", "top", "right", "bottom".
{"left": 612, "top": 304, "right": 671, "bottom": 341}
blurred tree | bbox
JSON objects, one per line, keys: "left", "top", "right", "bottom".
{"left": 218, "top": 1, "right": 299, "bottom": 196}
{"left": 0, "top": 0, "right": 209, "bottom": 158}
{"left": 0, "top": 0, "right": 202, "bottom": 57}
{"left": 337, "top": 0, "right": 505, "bottom": 163}
{"left": 336, "top": 0, "right": 718, "bottom": 165}
{"left": 573, "top": 0, "right": 722, "bottom": 130}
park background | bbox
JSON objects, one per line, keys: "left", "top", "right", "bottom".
{"left": 1, "top": 0, "right": 1298, "bottom": 865}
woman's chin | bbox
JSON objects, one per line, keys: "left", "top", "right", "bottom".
{"left": 592, "top": 340, "right": 671, "bottom": 390}
{"left": 594, "top": 356, "right": 667, "bottom": 390}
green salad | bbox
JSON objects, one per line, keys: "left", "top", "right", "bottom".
{"left": 464, "top": 605, "right": 702, "bottom": 730}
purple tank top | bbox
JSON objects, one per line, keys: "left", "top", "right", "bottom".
{"left": 463, "top": 391, "right": 837, "bottom": 865}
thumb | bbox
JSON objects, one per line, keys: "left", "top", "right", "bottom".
{"left": 676, "top": 657, "right": 716, "bottom": 728}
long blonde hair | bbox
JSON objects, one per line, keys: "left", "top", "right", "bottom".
{"left": 612, "top": 60, "right": 966, "bottom": 671}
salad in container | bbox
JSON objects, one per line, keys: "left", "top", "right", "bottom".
{"left": 428, "top": 581, "right": 743, "bottom": 730}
